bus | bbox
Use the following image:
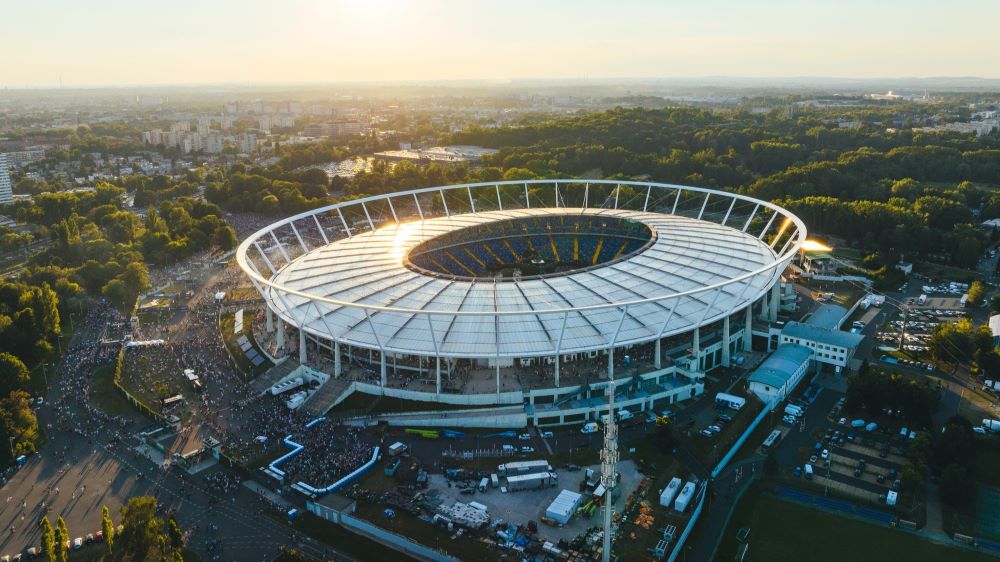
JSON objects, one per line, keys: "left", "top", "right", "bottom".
{"left": 762, "top": 429, "right": 783, "bottom": 452}
{"left": 404, "top": 428, "right": 440, "bottom": 439}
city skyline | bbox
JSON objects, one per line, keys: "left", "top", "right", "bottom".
{"left": 3, "top": 0, "right": 1000, "bottom": 88}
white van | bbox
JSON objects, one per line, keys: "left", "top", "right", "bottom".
{"left": 581, "top": 422, "right": 600, "bottom": 434}
{"left": 490, "top": 473, "right": 499, "bottom": 488}
{"left": 804, "top": 464, "right": 814, "bottom": 480}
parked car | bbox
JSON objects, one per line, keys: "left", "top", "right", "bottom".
{"left": 821, "top": 449, "right": 830, "bottom": 460}
{"left": 520, "top": 446, "right": 534, "bottom": 454}
{"left": 540, "top": 431, "right": 554, "bottom": 439}
{"left": 518, "top": 433, "right": 531, "bottom": 441}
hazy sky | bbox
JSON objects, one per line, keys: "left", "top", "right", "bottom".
{"left": 3, "top": 0, "right": 998, "bottom": 87}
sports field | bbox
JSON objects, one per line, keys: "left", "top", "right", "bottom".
{"left": 718, "top": 487, "right": 996, "bottom": 562}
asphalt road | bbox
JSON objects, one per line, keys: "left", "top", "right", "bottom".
{"left": 0, "top": 326, "right": 345, "bottom": 562}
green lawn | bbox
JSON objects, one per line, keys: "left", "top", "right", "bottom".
{"left": 90, "top": 364, "right": 134, "bottom": 417}
{"left": 717, "top": 486, "right": 996, "bottom": 562}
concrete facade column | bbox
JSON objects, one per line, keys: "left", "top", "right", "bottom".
{"left": 760, "top": 292, "right": 769, "bottom": 321}
{"left": 744, "top": 306, "right": 753, "bottom": 352}
{"left": 654, "top": 339, "right": 661, "bottom": 369}
{"left": 722, "top": 316, "right": 731, "bottom": 367}
{"left": 435, "top": 357, "right": 442, "bottom": 394}
{"left": 607, "top": 348, "right": 614, "bottom": 379}
{"left": 299, "top": 328, "right": 307, "bottom": 364}
{"left": 276, "top": 320, "right": 286, "bottom": 352}
{"left": 265, "top": 308, "right": 273, "bottom": 333}
{"left": 554, "top": 356, "right": 560, "bottom": 387}
{"left": 333, "top": 341, "right": 341, "bottom": 377}
{"left": 692, "top": 327, "right": 701, "bottom": 370}
{"left": 380, "top": 354, "right": 387, "bottom": 387}
{"left": 769, "top": 282, "right": 780, "bottom": 322}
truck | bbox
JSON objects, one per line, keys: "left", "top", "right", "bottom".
{"left": 983, "top": 419, "right": 1000, "bottom": 432}
{"left": 659, "top": 477, "right": 682, "bottom": 508}
{"left": 600, "top": 410, "right": 635, "bottom": 424}
{"left": 784, "top": 404, "right": 804, "bottom": 418}
{"left": 498, "top": 460, "right": 552, "bottom": 477}
{"left": 865, "top": 422, "right": 878, "bottom": 432}
{"left": 851, "top": 419, "right": 866, "bottom": 428}
{"left": 387, "top": 442, "right": 408, "bottom": 457}
{"left": 983, "top": 380, "right": 1000, "bottom": 393}
{"left": 917, "top": 294, "right": 928, "bottom": 306}
{"left": 715, "top": 392, "right": 746, "bottom": 411}
{"left": 505, "top": 471, "right": 557, "bottom": 492}
{"left": 580, "top": 422, "right": 599, "bottom": 434}
{"left": 674, "top": 481, "right": 696, "bottom": 513}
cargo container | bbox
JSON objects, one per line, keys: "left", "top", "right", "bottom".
{"left": 659, "top": 477, "right": 682, "bottom": 508}
{"left": 851, "top": 419, "right": 866, "bottom": 428}
{"left": 545, "top": 489, "right": 583, "bottom": 525}
{"left": 674, "top": 481, "right": 696, "bottom": 512}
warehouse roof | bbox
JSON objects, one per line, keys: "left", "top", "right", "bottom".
{"left": 747, "top": 344, "right": 813, "bottom": 389}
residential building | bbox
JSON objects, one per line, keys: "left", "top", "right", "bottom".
{"left": 238, "top": 133, "right": 257, "bottom": 154}
{"left": 0, "top": 154, "right": 12, "bottom": 204}
{"left": 204, "top": 134, "right": 224, "bottom": 154}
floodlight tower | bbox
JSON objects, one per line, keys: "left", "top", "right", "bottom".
{"left": 601, "top": 379, "right": 620, "bottom": 562}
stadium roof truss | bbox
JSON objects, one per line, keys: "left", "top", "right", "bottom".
{"left": 237, "top": 180, "right": 806, "bottom": 359}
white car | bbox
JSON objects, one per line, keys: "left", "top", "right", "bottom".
{"left": 821, "top": 449, "right": 830, "bottom": 460}
{"left": 838, "top": 417, "right": 847, "bottom": 425}
{"left": 974, "top": 426, "right": 988, "bottom": 435}
{"left": 540, "top": 431, "right": 554, "bottom": 438}
{"left": 520, "top": 446, "right": 534, "bottom": 454}
{"left": 73, "top": 537, "right": 83, "bottom": 550}
{"left": 518, "top": 433, "right": 531, "bottom": 441}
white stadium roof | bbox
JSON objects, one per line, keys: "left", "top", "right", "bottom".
{"left": 262, "top": 205, "right": 785, "bottom": 358}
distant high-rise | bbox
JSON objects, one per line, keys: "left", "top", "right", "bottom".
{"left": 0, "top": 154, "right": 12, "bottom": 204}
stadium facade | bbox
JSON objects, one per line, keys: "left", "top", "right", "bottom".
{"left": 237, "top": 180, "right": 806, "bottom": 427}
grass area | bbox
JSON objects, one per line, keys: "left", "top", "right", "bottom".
{"left": 219, "top": 311, "right": 273, "bottom": 378}
{"left": 90, "top": 364, "right": 134, "bottom": 416}
{"left": 352, "top": 500, "right": 499, "bottom": 561}
{"left": 282, "top": 512, "right": 410, "bottom": 562}
{"left": 718, "top": 485, "right": 996, "bottom": 562}
{"left": 224, "top": 286, "right": 261, "bottom": 301}
{"left": 330, "top": 391, "right": 489, "bottom": 416}
{"left": 916, "top": 261, "right": 982, "bottom": 284}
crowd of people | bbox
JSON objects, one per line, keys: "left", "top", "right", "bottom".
{"left": 282, "top": 420, "right": 371, "bottom": 487}
{"left": 50, "top": 299, "right": 133, "bottom": 443}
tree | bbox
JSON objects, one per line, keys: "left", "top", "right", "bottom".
{"left": 900, "top": 465, "right": 922, "bottom": 493}
{"left": 0, "top": 390, "right": 39, "bottom": 466}
{"left": 211, "top": 225, "right": 238, "bottom": 251}
{"left": 102, "top": 505, "right": 115, "bottom": 556}
{"left": 167, "top": 516, "right": 184, "bottom": 551}
{"left": 39, "top": 516, "right": 55, "bottom": 562}
{"left": 118, "top": 496, "right": 163, "bottom": 558}
{"left": 0, "top": 352, "right": 30, "bottom": 397}
{"left": 967, "top": 280, "right": 988, "bottom": 307}
{"left": 55, "top": 515, "right": 69, "bottom": 562}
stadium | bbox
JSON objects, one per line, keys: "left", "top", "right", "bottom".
{"left": 236, "top": 180, "right": 806, "bottom": 427}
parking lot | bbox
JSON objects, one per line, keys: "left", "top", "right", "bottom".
{"left": 762, "top": 388, "right": 912, "bottom": 508}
